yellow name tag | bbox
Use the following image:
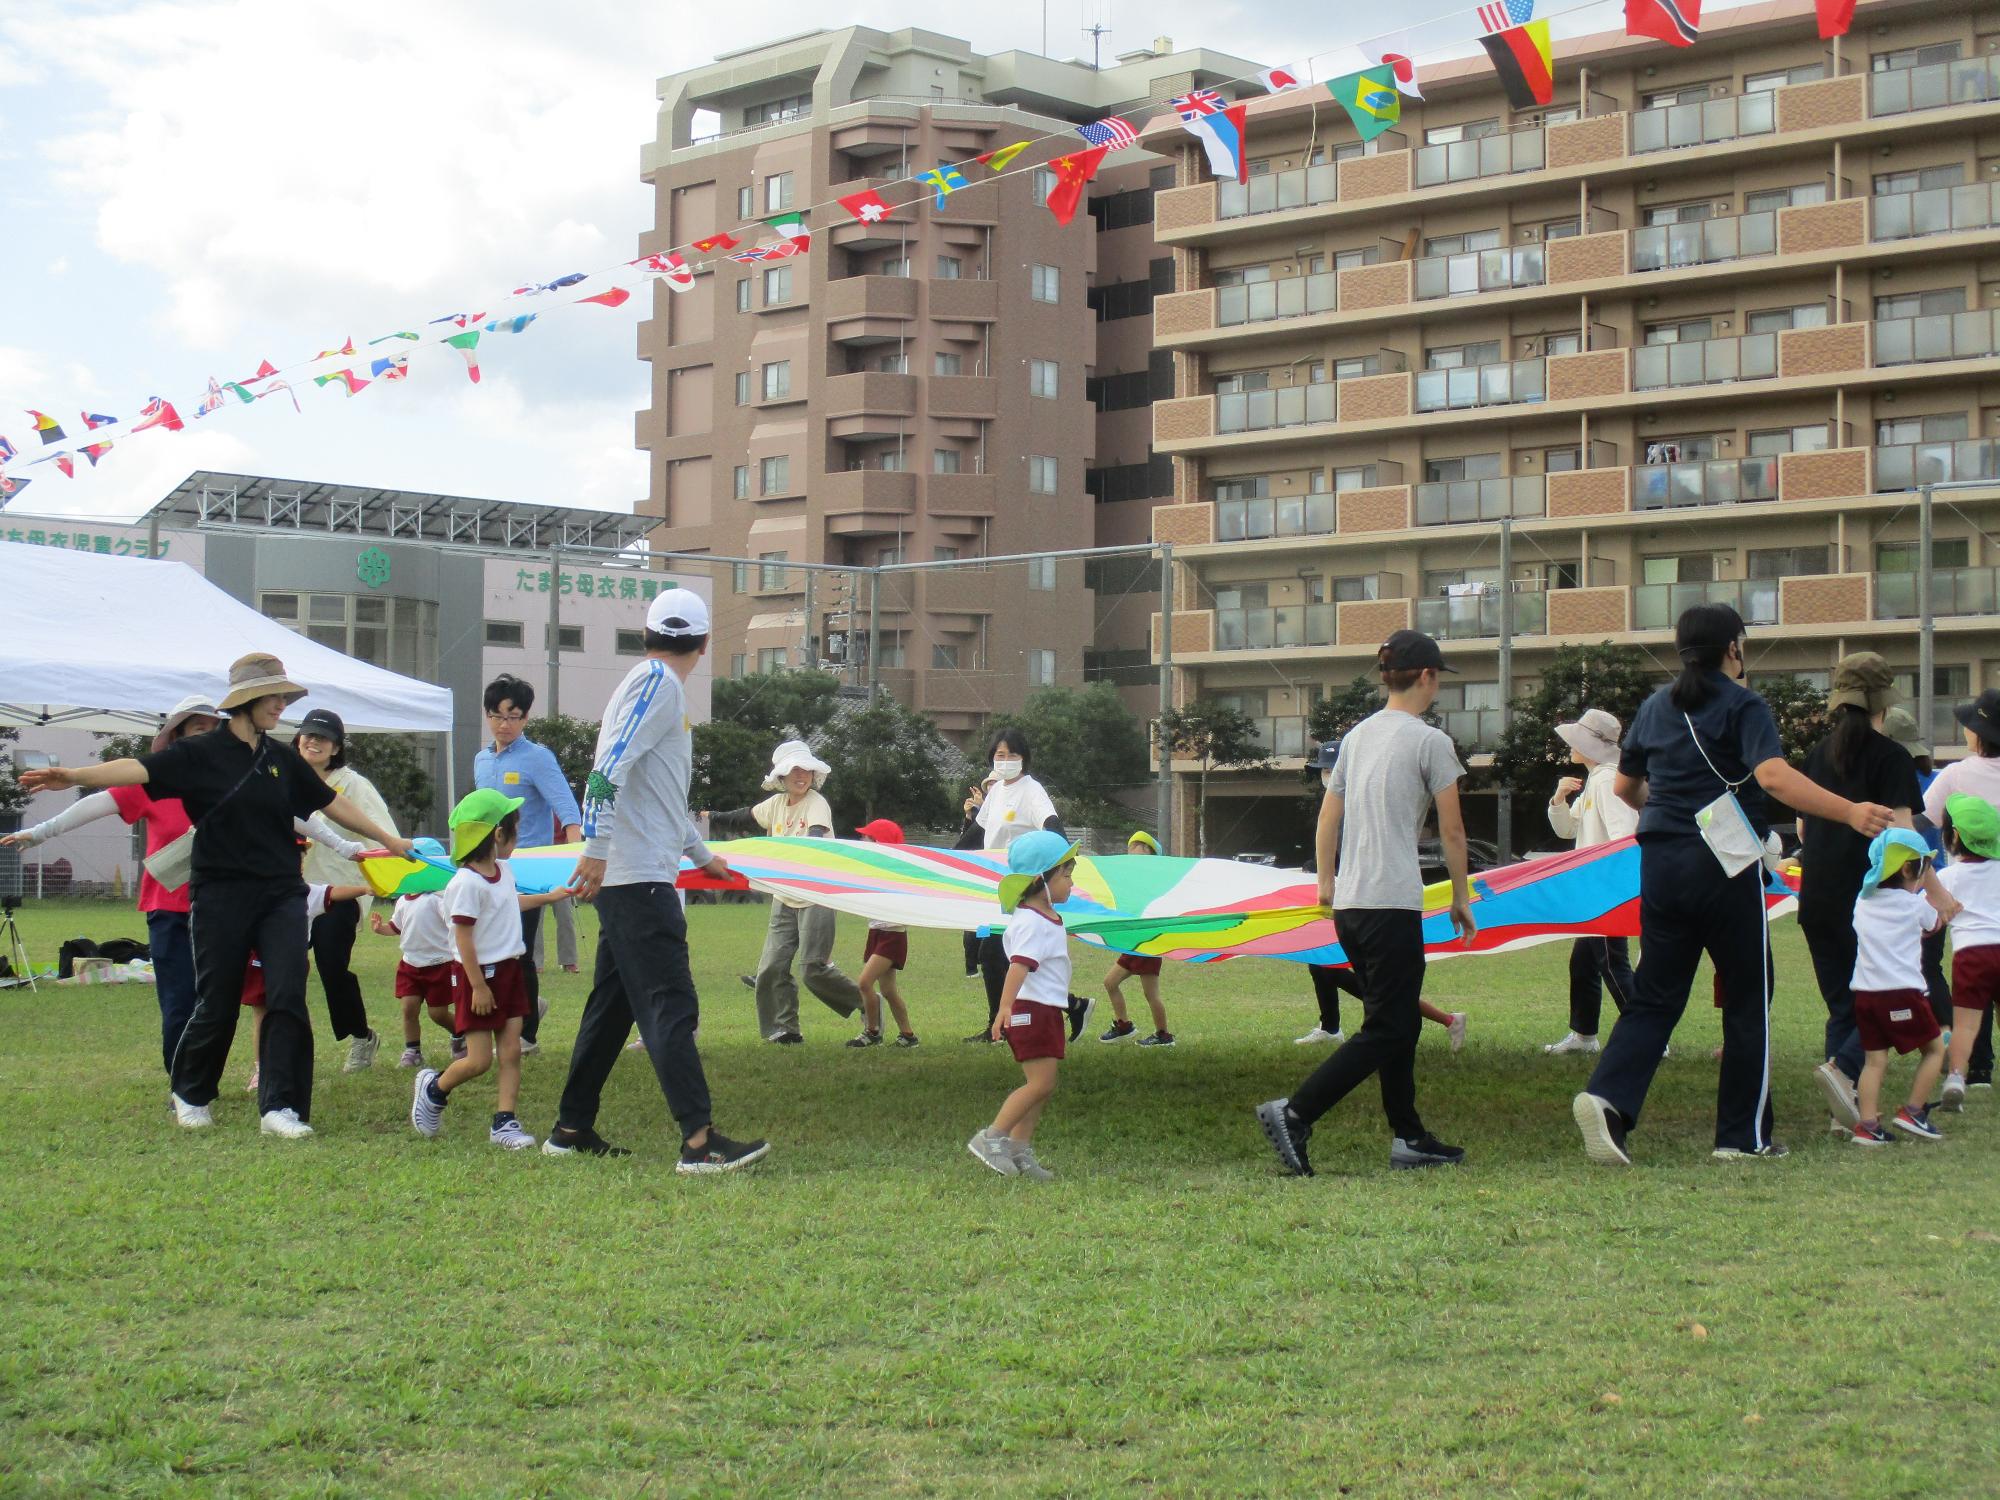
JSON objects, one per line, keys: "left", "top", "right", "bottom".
{"left": 503, "top": 772, "right": 521, "bottom": 785}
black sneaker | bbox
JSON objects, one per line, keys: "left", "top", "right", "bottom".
{"left": 676, "top": 1130, "right": 771, "bottom": 1175}
{"left": 1572, "top": 1092, "right": 1630, "bottom": 1167}
{"left": 1067, "top": 994, "right": 1096, "bottom": 1043}
{"left": 1712, "top": 1141, "right": 1790, "bottom": 1161}
{"left": 1390, "top": 1134, "right": 1465, "bottom": 1170}
{"left": 963, "top": 1029, "right": 996, "bottom": 1044}
{"left": 541, "top": 1125, "right": 632, "bottom": 1158}
{"left": 893, "top": 1033, "right": 920, "bottom": 1048}
{"left": 845, "top": 1030, "right": 883, "bottom": 1049}
{"left": 1254, "top": 1098, "right": 1313, "bottom": 1177}
{"left": 738, "top": 974, "right": 756, "bottom": 990}
{"left": 1100, "top": 1019, "right": 1138, "bottom": 1043}
{"left": 773, "top": 1032, "right": 804, "bottom": 1045}
{"left": 1969, "top": 1070, "right": 1993, "bottom": 1089}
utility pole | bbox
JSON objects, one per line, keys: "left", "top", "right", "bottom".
{"left": 546, "top": 543, "right": 562, "bottom": 719}
{"left": 1157, "top": 542, "right": 1175, "bottom": 853}
{"left": 1919, "top": 482, "right": 1934, "bottom": 756}
{"left": 1496, "top": 519, "right": 1514, "bottom": 861}
{"left": 1084, "top": 21, "right": 1109, "bottom": 69}
{"left": 867, "top": 570, "right": 882, "bottom": 703}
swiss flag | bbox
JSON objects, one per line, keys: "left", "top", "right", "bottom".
{"left": 837, "top": 188, "right": 895, "bottom": 225}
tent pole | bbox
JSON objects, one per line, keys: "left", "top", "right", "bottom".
{"left": 445, "top": 725, "right": 457, "bottom": 833}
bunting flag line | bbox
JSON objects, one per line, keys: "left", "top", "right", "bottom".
{"left": 484, "top": 314, "right": 536, "bottom": 334}
{"left": 0, "top": 436, "right": 16, "bottom": 463}
{"left": 220, "top": 381, "right": 256, "bottom": 403}
{"left": 1257, "top": 63, "right": 1305, "bottom": 94}
{"left": 368, "top": 355, "right": 409, "bottom": 380}
{"left": 53, "top": 454, "right": 74, "bottom": 479}
{"left": 1361, "top": 47, "right": 1424, "bottom": 98}
{"left": 1476, "top": 0, "right": 1535, "bottom": 33}
{"left": 1076, "top": 116, "right": 1139, "bottom": 150}
{"left": 82, "top": 440, "right": 113, "bottom": 466}
{"left": 689, "top": 232, "right": 739, "bottom": 253}
{"left": 577, "top": 286, "right": 631, "bottom": 308}
{"left": 1480, "top": 19, "right": 1555, "bottom": 108}
{"left": 1329, "top": 66, "right": 1403, "bottom": 141}
{"left": 194, "top": 378, "right": 227, "bottom": 417}
{"left": 978, "top": 141, "right": 1028, "bottom": 171}
{"left": 836, "top": 187, "right": 893, "bottom": 224}
{"left": 1625, "top": 0, "right": 1699, "bottom": 47}
{"left": 631, "top": 251, "right": 695, "bottom": 289}
{"left": 245, "top": 359, "right": 279, "bottom": 381}
{"left": 258, "top": 379, "right": 300, "bottom": 413}
{"left": 763, "top": 212, "right": 809, "bottom": 248}
{"left": 368, "top": 331, "right": 421, "bottom": 345}
{"left": 131, "top": 397, "right": 182, "bottom": 434}
{"left": 1815, "top": 0, "right": 1854, "bottom": 39}
{"left": 0, "top": 472, "right": 30, "bottom": 503}
{"left": 314, "top": 338, "right": 355, "bottom": 360}
{"left": 444, "top": 330, "right": 481, "bottom": 383}
{"left": 1173, "top": 91, "right": 1250, "bottom": 184}
{"left": 27, "top": 411, "right": 64, "bottom": 444}
{"left": 1043, "top": 146, "right": 1109, "bottom": 226}
{"left": 313, "top": 369, "right": 369, "bottom": 396}
{"left": 513, "top": 273, "right": 586, "bottom": 295}
{"left": 917, "top": 165, "right": 968, "bottom": 207}
{"left": 428, "top": 312, "right": 485, "bottom": 328}
{"left": 80, "top": 412, "right": 116, "bottom": 431}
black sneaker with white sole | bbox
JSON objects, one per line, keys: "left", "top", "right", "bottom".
{"left": 1573, "top": 1091, "right": 1631, "bottom": 1166}
{"left": 1254, "top": 1098, "right": 1313, "bottom": 1177}
{"left": 541, "top": 1125, "right": 633, "bottom": 1158}
{"left": 677, "top": 1130, "right": 771, "bottom": 1176}
{"left": 1067, "top": 994, "right": 1095, "bottom": 1043}
{"left": 1389, "top": 1134, "right": 1465, "bottom": 1170}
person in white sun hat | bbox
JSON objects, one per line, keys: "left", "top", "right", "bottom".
{"left": 708, "top": 741, "right": 864, "bottom": 1043}
{"left": 1543, "top": 707, "right": 1640, "bottom": 1057}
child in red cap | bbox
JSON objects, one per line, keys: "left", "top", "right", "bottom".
{"left": 848, "top": 818, "right": 919, "bottom": 1048}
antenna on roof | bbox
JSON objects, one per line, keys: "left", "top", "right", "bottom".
{"left": 1083, "top": 0, "right": 1109, "bottom": 70}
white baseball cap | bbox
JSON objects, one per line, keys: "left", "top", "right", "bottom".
{"left": 645, "top": 586, "right": 710, "bottom": 638}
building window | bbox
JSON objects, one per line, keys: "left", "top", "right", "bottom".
{"left": 615, "top": 628, "right": 646, "bottom": 656}
{"left": 543, "top": 623, "right": 584, "bottom": 653}
{"left": 933, "top": 448, "right": 961, "bottom": 474}
{"left": 1747, "top": 546, "right": 1831, "bottom": 578}
{"left": 757, "top": 647, "right": 788, "bottom": 673}
{"left": 876, "top": 636, "right": 907, "bottom": 669}
{"left": 933, "top": 351, "right": 963, "bottom": 376}
{"left": 1878, "top": 539, "right": 1971, "bottom": 572}
{"left": 1643, "top": 318, "right": 1714, "bottom": 346}
{"left": 1744, "top": 183, "right": 1826, "bottom": 214}
{"left": 764, "top": 172, "right": 794, "bottom": 212}
{"left": 935, "top": 254, "right": 962, "bottom": 279}
{"left": 742, "top": 94, "right": 809, "bottom": 127}
{"left": 1642, "top": 201, "right": 1714, "bottom": 227}
{"left": 1874, "top": 164, "right": 1964, "bottom": 196}
{"left": 760, "top": 454, "right": 790, "bottom": 494}
{"left": 262, "top": 592, "right": 436, "bottom": 676}
{"left": 1031, "top": 167, "right": 1058, "bottom": 200}
{"left": 1872, "top": 42, "right": 1961, "bottom": 73}
{"left": 1027, "top": 649, "right": 1056, "bottom": 685}
{"left": 1747, "top": 424, "right": 1830, "bottom": 456}
{"left": 761, "top": 361, "right": 791, "bottom": 401}
{"left": 1421, "top": 228, "right": 1502, "bottom": 256}
{"left": 737, "top": 185, "right": 754, "bottom": 218}
{"left": 880, "top": 256, "right": 910, "bottom": 277}
{"left": 1027, "top": 455, "right": 1057, "bottom": 494}
{"left": 1424, "top": 119, "right": 1499, "bottom": 144}
{"left": 758, "top": 552, "right": 788, "bottom": 590}
{"left": 934, "top": 545, "right": 960, "bottom": 563}
{"left": 734, "top": 372, "right": 752, "bottom": 406}
{"left": 1090, "top": 183, "right": 1158, "bottom": 231}
{"left": 871, "top": 351, "right": 908, "bottom": 374}
{"left": 1544, "top": 332, "right": 1582, "bottom": 357}
{"left": 1425, "top": 453, "right": 1502, "bottom": 482}
{"left": 1027, "top": 556, "right": 1056, "bottom": 590}
{"left": 1876, "top": 288, "right": 1968, "bottom": 320}
{"left": 1642, "top": 83, "right": 1716, "bottom": 109}
{"left": 1332, "top": 246, "right": 1380, "bottom": 270}
{"left": 732, "top": 561, "right": 751, "bottom": 592}
{"left": 1543, "top": 218, "right": 1582, "bottom": 241}
{"left": 932, "top": 643, "right": 960, "bottom": 669}
{"left": 1746, "top": 304, "right": 1827, "bottom": 334}
{"left": 730, "top": 653, "right": 746, "bottom": 678}
{"left": 735, "top": 279, "right": 751, "bottom": 313}
{"left": 1426, "top": 340, "right": 1503, "bottom": 370}
{"left": 483, "top": 619, "right": 524, "bottom": 647}
{"left": 732, "top": 464, "right": 750, "bottom": 499}
{"left": 762, "top": 266, "right": 792, "bottom": 305}
{"left": 1333, "top": 465, "right": 1377, "bottom": 491}
{"left": 1877, "top": 413, "right": 1969, "bottom": 445}
{"left": 1746, "top": 63, "right": 1825, "bottom": 91}
{"left": 877, "top": 544, "right": 903, "bottom": 566}
{"left": 1030, "top": 263, "right": 1060, "bottom": 303}
{"left": 1029, "top": 358, "right": 1059, "bottom": 399}
{"left": 877, "top": 449, "right": 905, "bottom": 472}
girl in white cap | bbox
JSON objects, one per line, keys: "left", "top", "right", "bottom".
{"left": 1543, "top": 708, "right": 1639, "bottom": 1056}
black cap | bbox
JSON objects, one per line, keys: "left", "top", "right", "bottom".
{"left": 1310, "top": 741, "right": 1342, "bottom": 770}
{"left": 1378, "top": 628, "right": 1456, "bottom": 674}
{"left": 1955, "top": 689, "right": 2000, "bottom": 746}
{"left": 296, "top": 707, "right": 345, "bottom": 745}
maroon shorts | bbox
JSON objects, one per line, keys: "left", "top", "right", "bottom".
{"left": 452, "top": 956, "right": 532, "bottom": 1034}
{"left": 1004, "top": 1002, "right": 1067, "bottom": 1062}
{"left": 1854, "top": 988, "right": 1942, "bottom": 1055}
{"left": 240, "top": 956, "right": 266, "bottom": 1008}
{"left": 1951, "top": 943, "right": 2000, "bottom": 1012}
{"left": 862, "top": 928, "right": 908, "bottom": 971}
{"left": 395, "top": 959, "right": 457, "bottom": 1009}
{"left": 1115, "top": 952, "right": 1163, "bottom": 977}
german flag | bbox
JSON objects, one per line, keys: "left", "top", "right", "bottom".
{"left": 1479, "top": 19, "right": 1554, "bottom": 110}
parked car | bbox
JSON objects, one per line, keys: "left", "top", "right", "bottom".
{"left": 1232, "top": 851, "right": 1278, "bottom": 866}
{"left": 1417, "top": 838, "right": 1502, "bottom": 884}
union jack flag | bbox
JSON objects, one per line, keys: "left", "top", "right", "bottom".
{"left": 1172, "top": 88, "right": 1227, "bottom": 121}
{"left": 1476, "top": 0, "right": 1535, "bottom": 32}
{"left": 1075, "top": 116, "right": 1138, "bottom": 150}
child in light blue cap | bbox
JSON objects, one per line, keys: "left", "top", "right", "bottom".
{"left": 1847, "top": 828, "right": 1951, "bottom": 1145}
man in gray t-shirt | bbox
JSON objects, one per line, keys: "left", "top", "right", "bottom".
{"left": 1257, "top": 629, "right": 1477, "bottom": 1177}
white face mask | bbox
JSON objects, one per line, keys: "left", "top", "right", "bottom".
{"left": 992, "top": 757, "right": 1024, "bottom": 783}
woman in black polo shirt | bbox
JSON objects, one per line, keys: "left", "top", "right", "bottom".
{"left": 1569, "top": 606, "right": 1893, "bottom": 1167}
{"left": 23, "top": 653, "right": 409, "bottom": 1138}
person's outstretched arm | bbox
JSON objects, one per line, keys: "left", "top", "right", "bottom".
{"left": 0, "top": 791, "right": 120, "bottom": 848}
{"left": 19, "top": 759, "right": 148, "bottom": 795}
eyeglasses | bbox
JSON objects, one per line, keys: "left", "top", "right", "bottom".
{"left": 487, "top": 711, "right": 527, "bottom": 724}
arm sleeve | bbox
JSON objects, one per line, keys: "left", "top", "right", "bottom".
{"left": 20, "top": 791, "right": 121, "bottom": 845}
{"left": 581, "top": 667, "right": 671, "bottom": 862}
{"left": 297, "top": 814, "right": 366, "bottom": 860}
{"left": 443, "top": 874, "right": 480, "bottom": 925}
{"left": 953, "top": 818, "right": 983, "bottom": 850}
{"left": 706, "top": 805, "right": 761, "bottom": 836}
{"left": 1422, "top": 729, "right": 1465, "bottom": 795}
{"left": 537, "top": 746, "right": 582, "bottom": 830}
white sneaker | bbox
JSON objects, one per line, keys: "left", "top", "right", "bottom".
{"left": 1813, "top": 1060, "right": 1861, "bottom": 1129}
{"left": 260, "top": 1107, "right": 313, "bottom": 1139}
{"left": 343, "top": 1030, "right": 381, "bottom": 1073}
{"left": 1294, "top": 1026, "right": 1343, "bottom": 1045}
{"left": 490, "top": 1117, "right": 537, "bottom": 1150}
{"left": 1941, "top": 1072, "right": 1967, "bottom": 1111}
{"left": 519, "top": 1039, "right": 541, "bottom": 1057}
{"left": 171, "top": 1093, "right": 213, "bottom": 1129}
{"left": 1446, "top": 1013, "right": 1468, "bottom": 1054}
{"left": 1544, "top": 1032, "right": 1600, "bottom": 1056}
{"left": 411, "top": 1069, "right": 446, "bottom": 1138}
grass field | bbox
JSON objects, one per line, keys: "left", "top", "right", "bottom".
{"left": 2, "top": 894, "right": 1998, "bottom": 1498}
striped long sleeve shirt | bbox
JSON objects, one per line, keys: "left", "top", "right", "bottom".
{"left": 581, "top": 658, "right": 712, "bottom": 888}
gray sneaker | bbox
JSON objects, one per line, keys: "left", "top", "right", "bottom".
{"left": 966, "top": 1127, "right": 1018, "bottom": 1176}
{"left": 490, "top": 1117, "right": 537, "bottom": 1151}
{"left": 344, "top": 1030, "right": 381, "bottom": 1073}
{"left": 1813, "top": 1061, "right": 1860, "bottom": 1128}
{"left": 410, "top": 1069, "right": 446, "bottom": 1138}
{"left": 1008, "top": 1139, "right": 1055, "bottom": 1181}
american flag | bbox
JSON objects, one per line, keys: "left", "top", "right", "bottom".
{"left": 1075, "top": 116, "right": 1138, "bottom": 149}
{"left": 1476, "top": 0, "right": 1535, "bottom": 32}
{"left": 1171, "top": 88, "right": 1226, "bottom": 121}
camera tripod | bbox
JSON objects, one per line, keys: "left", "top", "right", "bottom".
{"left": 0, "top": 899, "right": 36, "bottom": 992}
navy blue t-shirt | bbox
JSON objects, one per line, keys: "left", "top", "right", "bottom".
{"left": 1619, "top": 673, "right": 1784, "bottom": 839}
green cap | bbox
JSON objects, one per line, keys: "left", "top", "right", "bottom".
{"left": 1946, "top": 793, "right": 2000, "bottom": 861}
{"left": 449, "top": 787, "right": 524, "bottom": 863}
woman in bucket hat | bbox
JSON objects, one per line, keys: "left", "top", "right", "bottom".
{"left": 1542, "top": 708, "right": 1640, "bottom": 1057}
{"left": 21, "top": 652, "right": 411, "bottom": 1138}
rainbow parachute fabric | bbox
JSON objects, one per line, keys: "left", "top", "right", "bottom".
{"left": 357, "top": 837, "right": 1798, "bottom": 968}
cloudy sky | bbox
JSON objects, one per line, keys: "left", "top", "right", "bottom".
{"left": 0, "top": 0, "right": 1568, "bottom": 524}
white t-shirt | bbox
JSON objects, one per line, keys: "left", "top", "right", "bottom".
{"left": 1003, "top": 905, "right": 1071, "bottom": 1009}
{"left": 754, "top": 790, "right": 835, "bottom": 910}
{"left": 977, "top": 775, "right": 1058, "bottom": 850}
{"left": 1923, "top": 755, "right": 2000, "bottom": 829}
{"left": 1938, "top": 859, "right": 2000, "bottom": 951}
{"left": 391, "top": 891, "right": 455, "bottom": 968}
{"left": 1850, "top": 885, "right": 1939, "bottom": 992}
{"left": 445, "top": 862, "right": 525, "bottom": 966}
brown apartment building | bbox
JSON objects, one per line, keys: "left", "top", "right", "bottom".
{"left": 635, "top": 27, "right": 1262, "bottom": 743}
{"left": 1143, "top": 0, "right": 2000, "bottom": 857}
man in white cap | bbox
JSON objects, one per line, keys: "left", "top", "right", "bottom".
{"left": 1544, "top": 707, "right": 1639, "bottom": 1055}
{"left": 545, "top": 587, "right": 768, "bottom": 1172}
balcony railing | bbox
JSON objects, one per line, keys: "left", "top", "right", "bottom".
{"left": 1246, "top": 715, "right": 1312, "bottom": 759}
{"left": 1874, "top": 439, "right": 2000, "bottom": 492}
{"left": 1217, "top": 271, "right": 1338, "bottom": 327}
{"left": 1414, "top": 126, "right": 1544, "bottom": 187}
{"left": 1215, "top": 491, "right": 1338, "bottom": 542}
{"left": 1632, "top": 209, "right": 1776, "bottom": 273}
{"left": 1871, "top": 182, "right": 2000, "bottom": 242}
{"left": 1215, "top": 382, "right": 1335, "bottom": 435}
{"left": 1633, "top": 579, "right": 1778, "bottom": 632}
{"left": 1414, "top": 245, "right": 1544, "bottom": 300}
{"left": 1876, "top": 566, "right": 2000, "bottom": 621}
{"left": 1633, "top": 457, "right": 1780, "bottom": 510}
{"left": 1415, "top": 589, "right": 1547, "bottom": 641}
{"left": 1873, "top": 311, "right": 2000, "bottom": 367}
{"left": 1414, "top": 476, "right": 1545, "bottom": 527}
{"left": 1632, "top": 332, "right": 1778, "bottom": 391}
{"left": 1414, "top": 358, "right": 1545, "bottom": 413}
{"left": 1632, "top": 89, "right": 1775, "bottom": 154}
{"left": 1217, "top": 162, "right": 1340, "bottom": 220}
{"left": 1212, "top": 603, "right": 1338, "bottom": 651}
{"left": 1870, "top": 55, "right": 2000, "bottom": 118}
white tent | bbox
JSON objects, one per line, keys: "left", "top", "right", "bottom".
{"left": 0, "top": 542, "right": 455, "bottom": 737}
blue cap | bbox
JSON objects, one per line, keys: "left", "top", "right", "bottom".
{"left": 1310, "top": 740, "right": 1341, "bottom": 771}
{"left": 1862, "top": 828, "right": 1931, "bottom": 893}
{"left": 998, "top": 829, "right": 1082, "bottom": 913}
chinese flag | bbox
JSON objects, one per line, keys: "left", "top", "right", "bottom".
{"left": 690, "top": 232, "right": 740, "bottom": 253}
{"left": 1815, "top": 0, "right": 1855, "bottom": 38}
{"left": 1044, "top": 146, "right": 1110, "bottom": 226}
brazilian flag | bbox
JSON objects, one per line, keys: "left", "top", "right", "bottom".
{"left": 1328, "top": 67, "right": 1401, "bottom": 142}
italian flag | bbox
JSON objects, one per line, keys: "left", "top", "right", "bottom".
{"left": 764, "top": 213, "right": 809, "bottom": 250}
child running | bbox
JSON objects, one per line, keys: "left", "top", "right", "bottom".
{"left": 1848, "top": 829, "right": 1951, "bottom": 1145}
{"left": 240, "top": 881, "right": 370, "bottom": 1104}
{"left": 1937, "top": 793, "right": 2000, "bottom": 1110}
{"left": 968, "top": 831, "right": 1082, "bottom": 1182}
{"left": 410, "top": 789, "right": 572, "bottom": 1150}
{"left": 847, "top": 818, "right": 920, "bottom": 1049}
{"left": 370, "top": 848, "right": 461, "bottom": 1068}
{"left": 1099, "top": 830, "right": 1175, "bottom": 1047}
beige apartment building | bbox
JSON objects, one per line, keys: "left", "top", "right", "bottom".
{"left": 635, "top": 27, "right": 1260, "bottom": 741}
{"left": 1143, "top": 0, "right": 2000, "bottom": 857}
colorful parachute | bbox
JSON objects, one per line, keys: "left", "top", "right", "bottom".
{"left": 357, "top": 836, "right": 1797, "bottom": 968}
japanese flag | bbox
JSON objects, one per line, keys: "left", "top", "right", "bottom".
{"left": 1257, "top": 63, "right": 1305, "bottom": 94}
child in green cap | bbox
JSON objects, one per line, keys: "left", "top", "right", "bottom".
{"left": 1938, "top": 793, "right": 2000, "bottom": 1109}
{"left": 1099, "top": 830, "right": 1174, "bottom": 1047}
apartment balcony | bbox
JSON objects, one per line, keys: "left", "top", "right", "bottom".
{"left": 1412, "top": 124, "right": 1544, "bottom": 187}
{"left": 1632, "top": 209, "right": 1776, "bottom": 275}
{"left": 927, "top": 471, "right": 996, "bottom": 516}
{"left": 1872, "top": 311, "right": 2000, "bottom": 367}
{"left": 825, "top": 178, "right": 915, "bottom": 250}
{"left": 1414, "top": 588, "right": 1546, "bottom": 642}
{"left": 927, "top": 277, "right": 999, "bottom": 323}
{"left": 1632, "top": 333, "right": 1777, "bottom": 392}
{"left": 1414, "top": 245, "right": 1544, "bottom": 301}
{"left": 1876, "top": 567, "right": 2000, "bottom": 621}
{"left": 918, "top": 671, "right": 1002, "bottom": 716}
{"left": 1632, "top": 90, "right": 1774, "bottom": 156}
{"left": 821, "top": 469, "right": 916, "bottom": 537}
{"left": 1633, "top": 578, "right": 1779, "bottom": 633}
{"left": 1412, "top": 357, "right": 1544, "bottom": 414}
{"left": 1245, "top": 715, "right": 1311, "bottom": 760}
{"left": 1633, "top": 456, "right": 1780, "bottom": 512}
{"left": 1217, "top": 271, "right": 1338, "bottom": 328}
{"left": 822, "top": 372, "right": 917, "bottom": 440}
{"left": 1414, "top": 476, "right": 1545, "bottom": 528}
{"left": 1874, "top": 440, "right": 2000, "bottom": 493}
{"left": 1871, "top": 182, "right": 2000, "bottom": 244}
{"left": 928, "top": 375, "right": 998, "bottom": 419}
{"left": 1214, "top": 491, "right": 1340, "bottom": 543}
{"left": 824, "top": 275, "right": 918, "bottom": 345}
{"left": 1216, "top": 161, "right": 1339, "bottom": 221}
{"left": 1214, "top": 603, "right": 1337, "bottom": 652}
{"left": 1215, "top": 382, "right": 1334, "bottom": 435}
{"left": 923, "top": 567, "right": 996, "bottom": 614}
{"left": 1869, "top": 54, "right": 2000, "bottom": 118}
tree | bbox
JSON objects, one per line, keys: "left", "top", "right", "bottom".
{"left": 1307, "top": 675, "right": 1382, "bottom": 748}
{"left": 96, "top": 734, "right": 151, "bottom": 764}
{"left": 711, "top": 670, "right": 841, "bottom": 740}
{"left": 1489, "top": 644, "right": 1658, "bottom": 813}
{"left": 990, "top": 682, "right": 1150, "bottom": 831}
{"left": 1754, "top": 673, "right": 1829, "bottom": 764}
{"left": 811, "top": 697, "right": 956, "bottom": 833}
{"left": 1160, "top": 701, "right": 1271, "bottom": 856}
{"left": 526, "top": 712, "right": 601, "bottom": 812}
{"left": 691, "top": 721, "right": 771, "bottom": 817}
{"left": 346, "top": 733, "right": 437, "bottom": 834}
{"left": 0, "top": 726, "right": 21, "bottom": 817}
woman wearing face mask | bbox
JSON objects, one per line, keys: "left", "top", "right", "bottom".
{"left": 954, "top": 729, "right": 1089, "bottom": 1043}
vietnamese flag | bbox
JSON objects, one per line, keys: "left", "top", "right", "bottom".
{"left": 1043, "top": 146, "right": 1109, "bottom": 226}
{"left": 690, "top": 232, "right": 740, "bottom": 253}
{"left": 837, "top": 188, "right": 894, "bottom": 225}
{"left": 578, "top": 286, "right": 631, "bottom": 308}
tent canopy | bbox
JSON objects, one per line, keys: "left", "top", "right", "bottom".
{"left": 0, "top": 541, "right": 454, "bottom": 734}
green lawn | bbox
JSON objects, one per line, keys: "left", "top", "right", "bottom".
{"left": 2, "top": 895, "right": 1997, "bottom": 1498}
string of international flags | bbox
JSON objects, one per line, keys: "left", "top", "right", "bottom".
{"left": 0, "top": 0, "right": 1864, "bottom": 506}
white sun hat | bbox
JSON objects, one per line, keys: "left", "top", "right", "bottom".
{"left": 762, "top": 738, "right": 831, "bottom": 790}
